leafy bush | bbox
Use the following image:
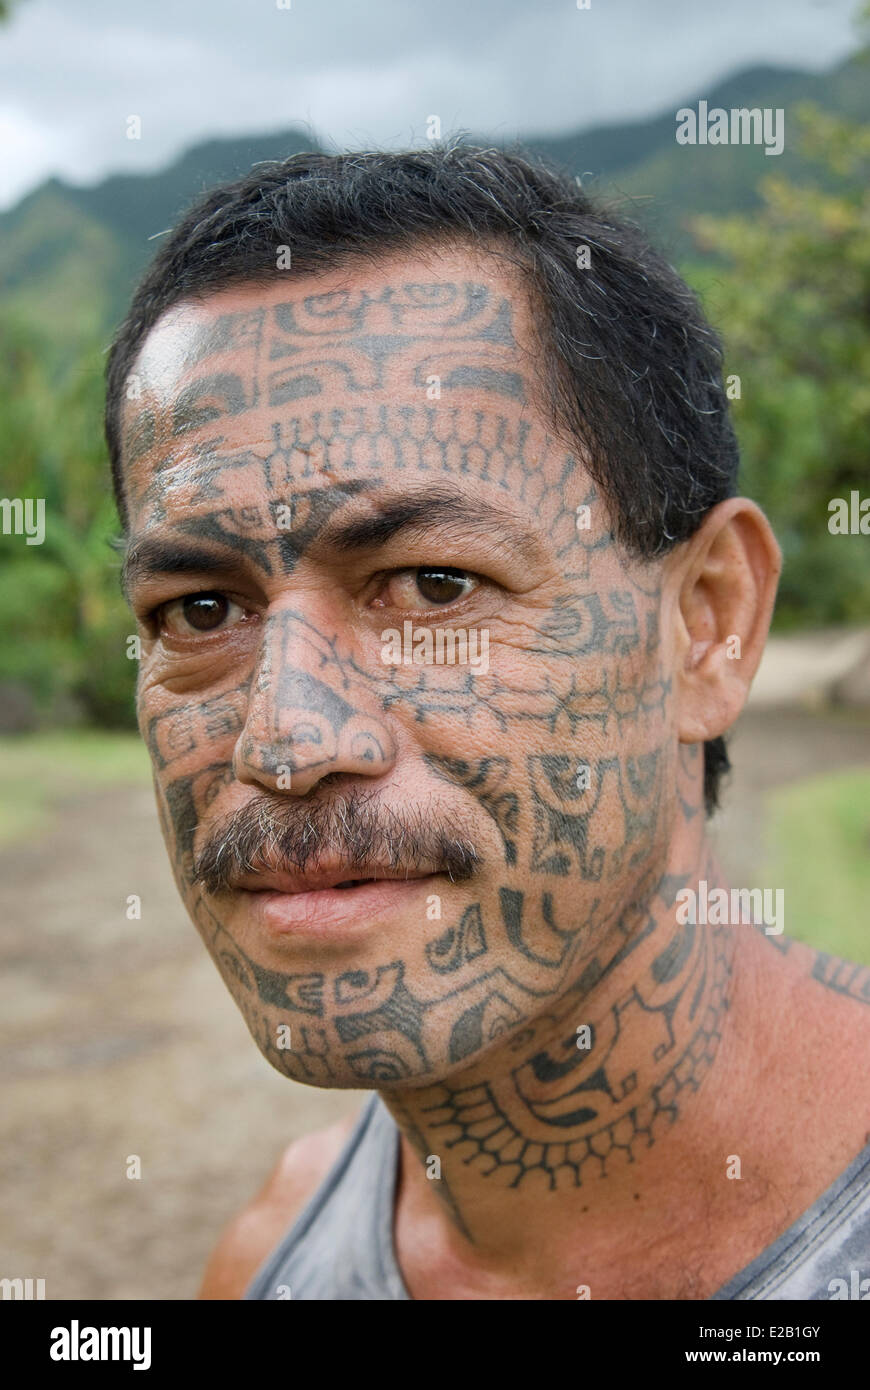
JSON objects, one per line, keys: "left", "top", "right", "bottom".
{"left": 689, "top": 105, "right": 870, "bottom": 627}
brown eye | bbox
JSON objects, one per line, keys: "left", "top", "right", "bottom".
{"left": 183, "top": 594, "right": 228, "bottom": 630}
{"left": 415, "top": 569, "right": 475, "bottom": 605}
{"left": 380, "top": 568, "right": 478, "bottom": 611}
{"left": 159, "top": 592, "right": 245, "bottom": 637}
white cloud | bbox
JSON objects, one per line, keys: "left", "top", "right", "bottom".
{"left": 0, "top": 0, "right": 862, "bottom": 208}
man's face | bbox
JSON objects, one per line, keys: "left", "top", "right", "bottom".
{"left": 121, "top": 246, "right": 677, "bottom": 1091}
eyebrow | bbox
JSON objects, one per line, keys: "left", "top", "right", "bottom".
{"left": 121, "top": 539, "right": 250, "bottom": 598}
{"left": 320, "top": 490, "right": 547, "bottom": 564}
{"left": 121, "top": 486, "right": 547, "bottom": 594}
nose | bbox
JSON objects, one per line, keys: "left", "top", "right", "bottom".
{"left": 233, "top": 608, "right": 397, "bottom": 797}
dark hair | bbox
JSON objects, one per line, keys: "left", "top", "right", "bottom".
{"left": 105, "top": 142, "right": 737, "bottom": 813}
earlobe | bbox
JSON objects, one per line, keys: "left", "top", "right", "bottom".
{"left": 670, "top": 498, "right": 781, "bottom": 743}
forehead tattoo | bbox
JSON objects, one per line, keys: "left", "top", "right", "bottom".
{"left": 124, "top": 280, "right": 527, "bottom": 465}
{"left": 123, "top": 280, "right": 582, "bottom": 574}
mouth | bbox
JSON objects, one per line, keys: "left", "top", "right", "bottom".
{"left": 334, "top": 878, "right": 387, "bottom": 889}
{"left": 231, "top": 866, "right": 436, "bottom": 894}
{"left": 230, "top": 867, "right": 441, "bottom": 939}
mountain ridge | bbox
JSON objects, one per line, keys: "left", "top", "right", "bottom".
{"left": 2, "top": 51, "right": 867, "bottom": 342}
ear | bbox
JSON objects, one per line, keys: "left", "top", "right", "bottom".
{"left": 666, "top": 498, "right": 782, "bottom": 743}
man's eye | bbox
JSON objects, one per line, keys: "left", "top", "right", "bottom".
{"left": 158, "top": 592, "right": 246, "bottom": 636}
{"left": 382, "top": 568, "right": 479, "bottom": 611}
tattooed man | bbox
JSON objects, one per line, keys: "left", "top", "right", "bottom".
{"left": 105, "top": 147, "right": 870, "bottom": 1300}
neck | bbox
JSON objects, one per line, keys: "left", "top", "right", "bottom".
{"left": 381, "top": 817, "right": 747, "bottom": 1273}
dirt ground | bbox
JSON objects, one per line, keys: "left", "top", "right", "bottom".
{"left": 1, "top": 706, "right": 869, "bottom": 1300}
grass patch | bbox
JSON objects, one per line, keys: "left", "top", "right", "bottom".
{"left": 763, "top": 767, "right": 870, "bottom": 965}
{"left": 0, "top": 731, "right": 151, "bottom": 845}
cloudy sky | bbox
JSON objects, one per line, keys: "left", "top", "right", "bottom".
{"left": 0, "top": 0, "right": 863, "bottom": 209}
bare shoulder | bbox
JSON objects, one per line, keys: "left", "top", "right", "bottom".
{"left": 198, "top": 1109, "right": 360, "bottom": 1300}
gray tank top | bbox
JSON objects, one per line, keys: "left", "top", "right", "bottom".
{"left": 244, "top": 1093, "right": 870, "bottom": 1301}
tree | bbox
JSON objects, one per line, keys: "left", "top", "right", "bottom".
{"left": 690, "top": 103, "right": 870, "bottom": 626}
{"left": 0, "top": 316, "right": 136, "bottom": 725}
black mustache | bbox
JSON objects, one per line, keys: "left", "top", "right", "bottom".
{"left": 191, "top": 787, "right": 482, "bottom": 894}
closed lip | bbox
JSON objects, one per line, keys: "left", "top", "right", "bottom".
{"left": 236, "top": 868, "right": 440, "bottom": 938}
{"left": 232, "top": 866, "right": 435, "bottom": 895}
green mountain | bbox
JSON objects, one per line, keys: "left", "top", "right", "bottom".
{"left": 521, "top": 55, "right": 870, "bottom": 259}
{"left": 2, "top": 52, "right": 867, "bottom": 346}
{"left": 0, "top": 128, "right": 319, "bottom": 348}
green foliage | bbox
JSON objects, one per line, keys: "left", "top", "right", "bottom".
{"left": 688, "top": 104, "right": 870, "bottom": 627}
{"left": 0, "top": 317, "right": 136, "bottom": 726}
